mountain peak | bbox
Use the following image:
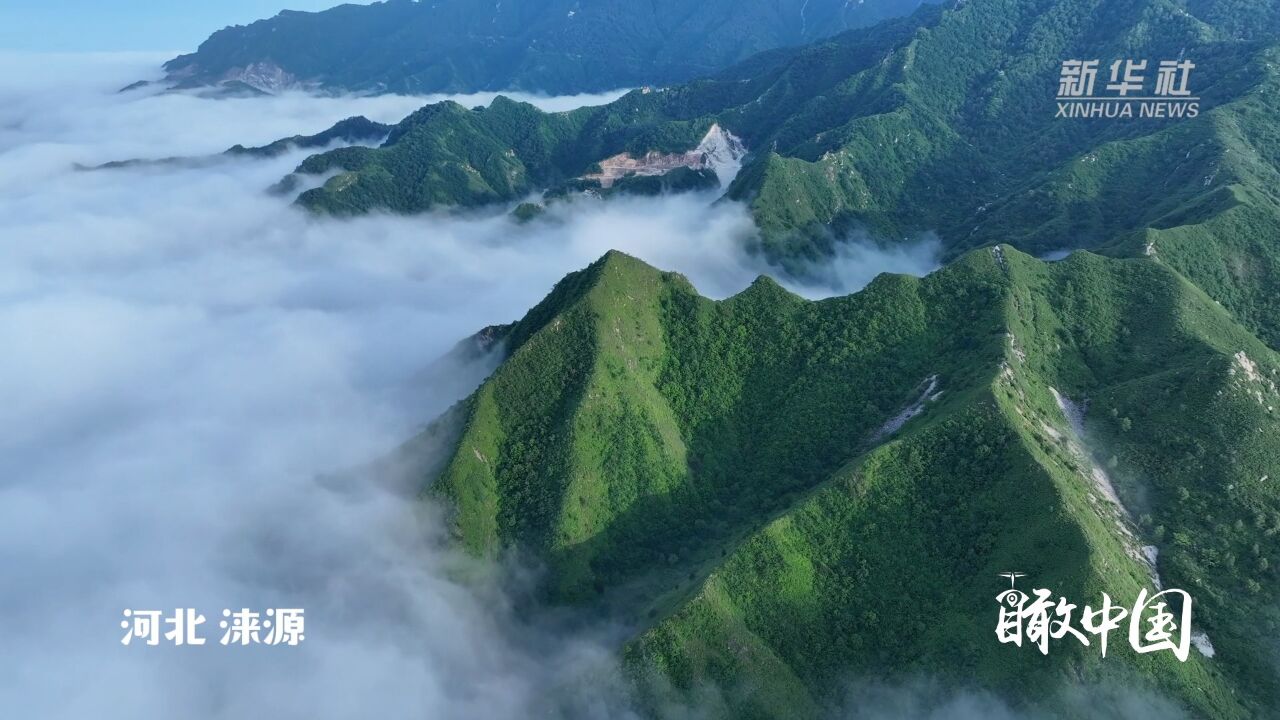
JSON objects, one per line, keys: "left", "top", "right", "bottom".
{"left": 593, "top": 248, "right": 655, "bottom": 274}
{"left": 156, "top": 0, "right": 934, "bottom": 95}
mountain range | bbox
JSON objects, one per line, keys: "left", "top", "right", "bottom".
{"left": 80, "top": 116, "right": 391, "bottom": 171}
{"left": 160, "top": 0, "right": 931, "bottom": 95}
{"left": 283, "top": 0, "right": 1280, "bottom": 350}
{"left": 412, "top": 245, "right": 1279, "bottom": 717}
{"left": 170, "top": 0, "right": 1280, "bottom": 715}
{"left": 345, "top": 0, "right": 1280, "bottom": 716}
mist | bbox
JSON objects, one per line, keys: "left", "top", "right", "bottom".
{"left": 0, "top": 53, "right": 943, "bottom": 719}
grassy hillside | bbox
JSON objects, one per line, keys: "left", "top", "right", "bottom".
{"left": 417, "top": 247, "right": 1280, "bottom": 717}
{"left": 293, "top": 96, "right": 716, "bottom": 214}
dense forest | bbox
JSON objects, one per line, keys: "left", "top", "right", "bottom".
{"left": 417, "top": 246, "right": 1280, "bottom": 717}
{"left": 161, "top": 0, "right": 930, "bottom": 94}
{"left": 265, "top": 0, "right": 1280, "bottom": 715}
{"left": 288, "top": 0, "right": 1280, "bottom": 352}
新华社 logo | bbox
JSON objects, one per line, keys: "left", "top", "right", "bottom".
{"left": 1056, "top": 59, "right": 1198, "bottom": 119}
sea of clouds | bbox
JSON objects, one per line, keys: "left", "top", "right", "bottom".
{"left": 0, "top": 51, "right": 1004, "bottom": 720}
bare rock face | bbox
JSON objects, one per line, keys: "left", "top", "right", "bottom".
{"left": 583, "top": 124, "right": 746, "bottom": 188}
{"left": 218, "top": 61, "right": 298, "bottom": 94}
{"left": 165, "top": 59, "right": 299, "bottom": 94}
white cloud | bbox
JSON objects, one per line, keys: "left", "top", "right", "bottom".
{"left": 0, "top": 53, "right": 938, "bottom": 719}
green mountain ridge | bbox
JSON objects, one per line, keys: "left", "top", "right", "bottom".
{"left": 160, "top": 0, "right": 931, "bottom": 95}
{"left": 80, "top": 115, "right": 391, "bottom": 172}
{"left": 282, "top": 7, "right": 937, "bottom": 217}
{"left": 206, "top": 1, "right": 1280, "bottom": 714}
{"left": 412, "top": 246, "right": 1280, "bottom": 718}
{"left": 286, "top": 0, "right": 1280, "bottom": 349}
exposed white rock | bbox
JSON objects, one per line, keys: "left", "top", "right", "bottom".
{"left": 1192, "top": 630, "right": 1216, "bottom": 658}
{"left": 1231, "top": 351, "right": 1278, "bottom": 407}
{"left": 1051, "top": 388, "right": 1087, "bottom": 437}
{"left": 1141, "top": 545, "right": 1163, "bottom": 587}
{"left": 1049, "top": 388, "right": 1166, "bottom": 585}
{"left": 991, "top": 244, "right": 1007, "bottom": 270}
{"left": 1142, "top": 545, "right": 1159, "bottom": 565}
{"left": 999, "top": 360, "right": 1015, "bottom": 381}
{"left": 1007, "top": 333, "right": 1027, "bottom": 363}
{"left": 1236, "top": 351, "right": 1263, "bottom": 382}
{"left": 1051, "top": 389, "right": 1126, "bottom": 510}
{"left": 219, "top": 61, "right": 297, "bottom": 94}
{"left": 697, "top": 124, "right": 748, "bottom": 185}
{"left": 873, "top": 375, "right": 940, "bottom": 441}
{"left": 582, "top": 123, "right": 746, "bottom": 188}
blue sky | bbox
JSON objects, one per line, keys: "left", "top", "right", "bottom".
{"left": 0, "top": 1, "right": 365, "bottom": 52}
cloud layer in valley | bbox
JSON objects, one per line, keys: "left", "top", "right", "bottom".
{"left": 0, "top": 52, "right": 942, "bottom": 720}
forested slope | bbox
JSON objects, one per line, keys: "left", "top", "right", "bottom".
{"left": 416, "top": 247, "right": 1280, "bottom": 717}
{"left": 285, "top": 0, "right": 1280, "bottom": 350}
{"left": 162, "top": 0, "right": 929, "bottom": 95}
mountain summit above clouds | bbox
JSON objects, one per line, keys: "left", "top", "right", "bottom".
{"left": 275, "top": 0, "right": 1280, "bottom": 355}
{"left": 159, "top": 0, "right": 931, "bottom": 95}
{"left": 416, "top": 244, "right": 1280, "bottom": 718}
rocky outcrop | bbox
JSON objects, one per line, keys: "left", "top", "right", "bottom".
{"left": 582, "top": 124, "right": 746, "bottom": 188}
{"left": 169, "top": 60, "right": 298, "bottom": 94}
